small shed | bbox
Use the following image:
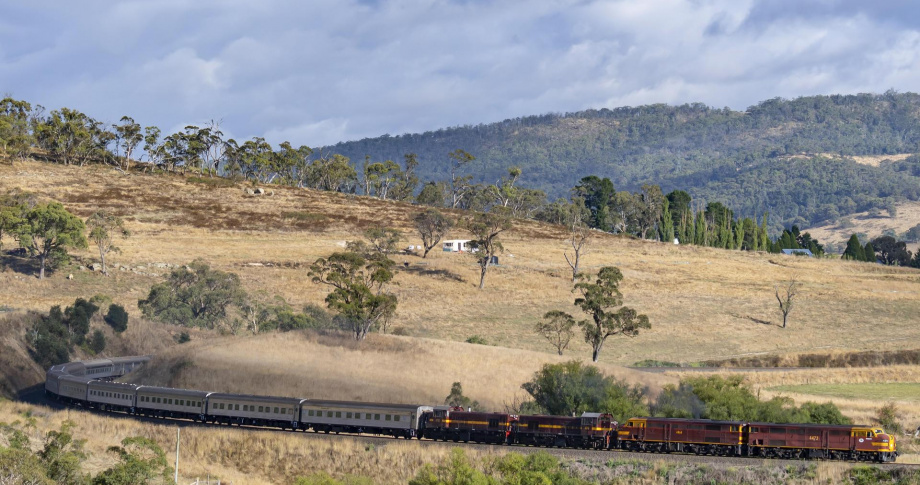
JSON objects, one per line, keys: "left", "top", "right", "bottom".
{"left": 443, "top": 240, "right": 472, "bottom": 252}
{"left": 781, "top": 249, "right": 814, "bottom": 257}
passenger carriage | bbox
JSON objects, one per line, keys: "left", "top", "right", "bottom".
{"left": 301, "top": 400, "right": 431, "bottom": 438}
{"left": 136, "top": 386, "right": 211, "bottom": 421}
{"left": 57, "top": 375, "right": 92, "bottom": 405}
{"left": 207, "top": 393, "right": 303, "bottom": 429}
{"left": 87, "top": 380, "right": 138, "bottom": 413}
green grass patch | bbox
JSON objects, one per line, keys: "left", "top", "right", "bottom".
{"left": 769, "top": 383, "right": 920, "bottom": 401}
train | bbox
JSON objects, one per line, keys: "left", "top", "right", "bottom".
{"left": 45, "top": 356, "right": 899, "bottom": 463}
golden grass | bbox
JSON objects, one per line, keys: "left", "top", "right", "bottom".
{"left": 2, "top": 160, "right": 920, "bottom": 367}
{"left": 127, "top": 331, "right": 677, "bottom": 411}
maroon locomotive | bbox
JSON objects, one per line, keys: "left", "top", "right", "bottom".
{"left": 746, "top": 422, "right": 897, "bottom": 462}
{"left": 616, "top": 417, "right": 898, "bottom": 462}
{"left": 419, "top": 406, "right": 515, "bottom": 444}
{"left": 513, "top": 412, "right": 616, "bottom": 449}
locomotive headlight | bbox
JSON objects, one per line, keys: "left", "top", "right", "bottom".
{"left": 882, "top": 440, "right": 889, "bottom": 443}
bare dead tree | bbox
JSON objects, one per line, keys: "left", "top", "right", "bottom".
{"left": 775, "top": 277, "right": 799, "bottom": 328}
{"left": 563, "top": 198, "right": 592, "bottom": 282}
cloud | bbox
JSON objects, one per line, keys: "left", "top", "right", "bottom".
{"left": 1, "top": 0, "right": 919, "bottom": 146}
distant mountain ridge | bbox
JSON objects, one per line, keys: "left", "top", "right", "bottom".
{"left": 325, "top": 92, "right": 920, "bottom": 230}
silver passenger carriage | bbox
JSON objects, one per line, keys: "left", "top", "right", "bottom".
{"left": 136, "top": 386, "right": 211, "bottom": 421}
{"left": 57, "top": 375, "right": 92, "bottom": 404}
{"left": 87, "top": 380, "right": 138, "bottom": 412}
{"left": 300, "top": 400, "right": 433, "bottom": 438}
{"left": 109, "top": 356, "right": 150, "bottom": 377}
{"left": 207, "top": 393, "right": 304, "bottom": 430}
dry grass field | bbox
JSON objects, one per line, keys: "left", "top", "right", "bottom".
{"left": 2, "top": 160, "right": 920, "bottom": 367}
{"left": 126, "top": 331, "right": 677, "bottom": 411}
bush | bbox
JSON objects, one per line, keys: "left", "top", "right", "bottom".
{"left": 28, "top": 307, "right": 71, "bottom": 368}
{"left": 676, "top": 375, "right": 850, "bottom": 424}
{"left": 64, "top": 298, "right": 99, "bottom": 345}
{"left": 444, "top": 382, "right": 482, "bottom": 411}
{"left": 876, "top": 402, "right": 903, "bottom": 434}
{"left": 87, "top": 330, "right": 106, "bottom": 354}
{"left": 104, "top": 304, "right": 128, "bottom": 333}
{"left": 520, "top": 360, "right": 647, "bottom": 421}
{"left": 175, "top": 332, "right": 191, "bottom": 344}
{"left": 465, "top": 335, "right": 488, "bottom": 345}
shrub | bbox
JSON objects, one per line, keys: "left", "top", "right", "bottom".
{"left": 104, "top": 304, "right": 128, "bottom": 333}
{"left": 444, "top": 382, "right": 482, "bottom": 411}
{"left": 175, "top": 332, "right": 191, "bottom": 344}
{"left": 28, "top": 307, "right": 71, "bottom": 368}
{"left": 521, "top": 360, "right": 647, "bottom": 421}
{"left": 677, "top": 375, "right": 850, "bottom": 424}
{"left": 87, "top": 330, "right": 106, "bottom": 354}
{"left": 64, "top": 298, "right": 99, "bottom": 345}
{"left": 465, "top": 335, "right": 488, "bottom": 345}
{"left": 876, "top": 402, "right": 903, "bottom": 434}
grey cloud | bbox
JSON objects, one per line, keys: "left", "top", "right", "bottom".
{"left": 1, "top": 0, "right": 919, "bottom": 147}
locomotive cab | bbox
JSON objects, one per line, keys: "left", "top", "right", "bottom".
{"left": 871, "top": 428, "right": 898, "bottom": 461}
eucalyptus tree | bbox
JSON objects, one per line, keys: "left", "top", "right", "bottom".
{"left": 0, "top": 97, "right": 34, "bottom": 161}
{"left": 111, "top": 116, "right": 142, "bottom": 171}
{"left": 19, "top": 202, "right": 88, "bottom": 279}
{"left": 464, "top": 209, "right": 512, "bottom": 289}
{"left": 86, "top": 211, "right": 130, "bottom": 276}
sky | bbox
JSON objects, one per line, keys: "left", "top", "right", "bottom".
{"left": 2, "top": 0, "right": 919, "bottom": 147}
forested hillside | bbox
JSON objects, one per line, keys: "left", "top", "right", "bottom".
{"left": 327, "top": 92, "right": 920, "bottom": 229}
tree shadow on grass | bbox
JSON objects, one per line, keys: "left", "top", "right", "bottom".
{"left": 731, "top": 312, "right": 775, "bottom": 326}
{"left": 0, "top": 249, "right": 43, "bottom": 278}
{"left": 398, "top": 264, "right": 466, "bottom": 282}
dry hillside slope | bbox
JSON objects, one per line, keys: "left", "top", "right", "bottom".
{"left": 2, "top": 160, "right": 920, "bottom": 367}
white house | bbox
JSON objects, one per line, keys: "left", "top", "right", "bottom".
{"left": 442, "top": 239, "right": 472, "bottom": 252}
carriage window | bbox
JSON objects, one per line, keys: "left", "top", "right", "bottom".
{"left": 375, "top": 414, "right": 380, "bottom": 420}
{"left": 385, "top": 415, "right": 392, "bottom": 421}
{"left": 274, "top": 407, "right": 280, "bottom": 414}
{"left": 366, "top": 413, "right": 372, "bottom": 419}
{"left": 395, "top": 415, "right": 400, "bottom": 422}
{"left": 326, "top": 411, "right": 332, "bottom": 417}
{"left": 347, "top": 412, "right": 353, "bottom": 419}
{"left": 336, "top": 411, "right": 342, "bottom": 418}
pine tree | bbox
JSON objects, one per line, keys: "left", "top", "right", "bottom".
{"left": 760, "top": 214, "right": 770, "bottom": 251}
{"left": 863, "top": 241, "right": 876, "bottom": 263}
{"left": 659, "top": 198, "right": 675, "bottom": 243}
{"left": 842, "top": 234, "right": 865, "bottom": 261}
{"left": 733, "top": 220, "right": 745, "bottom": 250}
{"left": 694, "top": 211, "right": 706, "bottom": 246}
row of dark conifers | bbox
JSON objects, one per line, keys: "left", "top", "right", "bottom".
{"left": 45, "top": 357, "right": 898, "bottom": 463}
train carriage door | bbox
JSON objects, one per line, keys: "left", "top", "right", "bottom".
{"left": 638, "top": 422, "right": 646, "bottom": 441}
{"left": 665, "top": 422, "right": 671, "bottom": 443}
